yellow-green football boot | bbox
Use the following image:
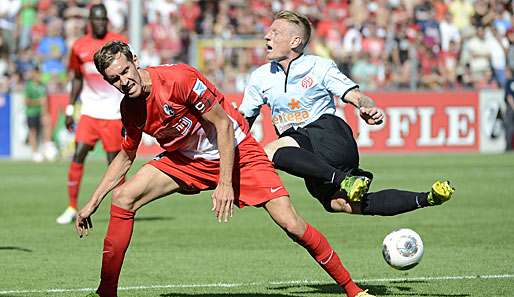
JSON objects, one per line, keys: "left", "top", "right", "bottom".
{"left": 427, "top": 180, "right": 455, "bottom": 205}
{"left": 340, "top": 175, "right": 371, "bottom": 202}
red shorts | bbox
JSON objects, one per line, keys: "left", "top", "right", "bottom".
{"left": 75, "top": 115, "right": 123, "bottom": 152}
{"left": 148, "top": 136, "right": 289, "bottom": 208}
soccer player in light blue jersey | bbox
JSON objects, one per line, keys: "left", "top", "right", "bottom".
{"left": 240, "top": 10, "right": 454, "bottom": 216}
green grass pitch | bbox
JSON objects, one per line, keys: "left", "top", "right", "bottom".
{"left": 1, "top": 153, "right": 513, "bottom": 296}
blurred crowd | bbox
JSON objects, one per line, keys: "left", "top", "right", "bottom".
{"left": 1, "top": 0, "right": 514, "bottom": 160}
{"left": 1, "top": 0, "right": 514, "bottom": 94}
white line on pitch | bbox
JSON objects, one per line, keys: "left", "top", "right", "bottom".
{"left": 1, "top": 274, "right": 513, "bottom": 295}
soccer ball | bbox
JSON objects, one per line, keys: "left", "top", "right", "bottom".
{"left": 382, "top": 228, "right": 424, "bottom": 270}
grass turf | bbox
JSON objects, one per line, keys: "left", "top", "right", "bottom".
{"left": 0, "top": 153, "right": 513, "bottom": 296}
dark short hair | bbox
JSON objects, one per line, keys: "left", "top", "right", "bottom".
{"left": 90, "top": 3, "right": 108, "bottom": 19}
{"left": 94, "top": 41, "right": 134, "bottom": 75}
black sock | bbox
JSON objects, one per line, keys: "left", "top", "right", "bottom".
{"left": 361, "top": 190, "right": 430, "bottom": 216}
{"left": 272, "top": 147, "right": 345, "bottom": 184}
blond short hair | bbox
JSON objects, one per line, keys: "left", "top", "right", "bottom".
{"left": 275, "top": 10, "right": 312, "bottom": 50}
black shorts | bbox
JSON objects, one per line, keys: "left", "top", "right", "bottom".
{"left": 280, "top": 114, "right": 369, "bottom": 210}
{"left": 26, "top": 115, "right": 42, "bottom": 131}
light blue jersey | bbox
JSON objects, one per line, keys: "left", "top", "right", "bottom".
{"left": 240, "top": 54, "right": 358, "bottom": 134}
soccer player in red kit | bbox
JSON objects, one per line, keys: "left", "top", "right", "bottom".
{"left": 56, "top": 4, "right": 128, "bottom": 224}
{"left": 76, "top": 41, "right": 375, "bottom": 297}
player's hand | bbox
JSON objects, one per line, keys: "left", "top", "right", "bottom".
{"left": 65, "top": 115, "right": 75, "bottom": 132}
{"left": 359, "top": 107, "right": 384, "bottom": 125}
{"left": 75, "top": 204, "right": 97, "bottom": 238}
{"left": 211, "top": 183, "right": 234, "bottom": 223}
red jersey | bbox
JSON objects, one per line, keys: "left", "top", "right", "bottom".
{"left": 121, "top": 64, "right": 250, "bottom": 160}
{"left": 69, "top": 32, "right": 128, "bottom": 119}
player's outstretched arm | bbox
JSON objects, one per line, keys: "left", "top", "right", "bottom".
{"left": 344, "top": 88, "right": 384, "bottom": 125}
{"left": 202, "top": 103, "right": 235, "bottom": 223}
{"left": 75, "top": 149, "right": 136, "bottom": 237}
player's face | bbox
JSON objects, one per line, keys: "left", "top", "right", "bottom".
{"left": 90, "top": 10, "right": 108, "bottom": 38}
{"left": 103, "top": 53, "right": 143, "bottom": 99}
{"left": 264, "top": 19, "right": 297, "bottom": 62}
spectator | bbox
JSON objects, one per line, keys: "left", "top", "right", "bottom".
{"left": 491, "top": 2, "right": 511, "bottom": 35}
{"left": 0, "top": 0, "right": 21, "bottom": 55}
{"left": 487, "top": 27, "right": 507, "bottom": 88}
{"left": 5, "top": 0, "right": 514, "bottom": 94}
{"left": 506, "top": 28, "right": 514, "bottom": 72}
{"left": 37, "top": 18, "right": 67, "bottom": 83}
{"left": 471, "top": 0, "right": 495, "bottom": 27}
{"left": 342, "top": 24, "right": 362, "bottom": 58}
{"left": 139, "top": 40, "right": 161, "bottom": 68}
{"left": 389, "top": 24, "right": 413, "bottom": 88}
{"left": 351, "top": 52, "right": 384, "bottom": 90}
{"left": 439, "top": 39, "right": 459, "bottom": 88}
{"left": 23, "top": 67, "right": 46, "bottom": 162}
{"left": 460, "top": 26, "right": 493, "bottom": 88}
{"left": 361, "top": 21, "right": 385, "bottom": 60}
{"left": 504, "top": 70, "right": 514, "bottom": 150}
{"left": 439, "top": 11, "right": 461, "bottom": 52}
{"left": 179, "top": 0, "right": 201, "bottom": 32}
{"left": 0, "top": 31, "right": 10, "bottom": 74}
{"left": 448, "top": 0, "right": 474, "bottom": 31}
{"left": 418, "top": 42, "right": 443, "bottom": 89}
{"left": 14, "top": 47, "right": 36, "bottom": 80}
{"left": 104, "top": 0, "right": 127, "bottom": 33}
{"left": 17, "top": 0, "right": 37, "bottom": 50}
{"left": 432, "top": 0, "right": 448, "bottom": 21}
{"left": 420, "top": 8, "right": 441, "bottom": 51}
{"left": 413, "top": 0, "right": 433, "bottom": 27}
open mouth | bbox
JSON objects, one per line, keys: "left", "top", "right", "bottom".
{"left": 266, "top": 44, "right": 273, "bottom": 52}
{"left": 126, "top": 83, "right": 135, "bottom": 94}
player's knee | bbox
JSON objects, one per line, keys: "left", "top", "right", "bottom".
{"left": 263, "top": 144, "right": 276, "bottom": 161}
{"left": 112, "top": 186, "right": 137, "bottom": 211}
{"left": 280, "top": 216, "right": 307, "bottom": 239}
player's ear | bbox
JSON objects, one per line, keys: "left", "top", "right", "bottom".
{"left": 290, "top": 35, "right": 302, "bottom": 50}
{"left": 132, "top": 53, "right": 140, "bottom": 69}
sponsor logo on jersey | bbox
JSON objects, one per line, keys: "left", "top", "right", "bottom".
{"left": 272, "top": 110, "right": 310, "bottom": 126}
{"left": 288, "top": 98, "right": 301, "bottom": 110}
{"left": 172, "top": 116, "right": 193, "bottom": 135}
{"left": 163, "top": 104, "right": 174, "bottom": 116}
{"left": 192, "top": 79, "right": 207, "bottom": 96}
{"left": 301, "top": 76, "right": 314, "bottom": 88}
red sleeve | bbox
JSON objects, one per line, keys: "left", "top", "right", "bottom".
{"left": 121, "top": 126, "right": 142, "bottom": 152}
{"left": 120, "top": 100, "right": 144, "bottom": 152}
{"left": 174, "top": 66, "right": 218, "bottom": 115}
{"left": 68, "top": 43, "right": 81, "bottom": 73}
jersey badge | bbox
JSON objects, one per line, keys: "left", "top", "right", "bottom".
{"left": 301, "top": 76, "right": 314, "bottom": 89}
{"left": 193, "top": 79, "right": 207, "bottom": 96}
{"left": 163, "top": 104, "right": 174, "bottom": 116}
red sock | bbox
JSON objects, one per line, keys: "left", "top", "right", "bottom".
{"left": 297, "top": 224, "right": 363, "bottom": 297}
{"left": 67, "top": 161, "right": 84, "bottom": 209}
{"left": 97, "top": 204, "right": 135, "bottom": 297}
